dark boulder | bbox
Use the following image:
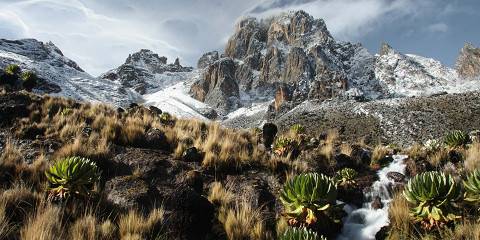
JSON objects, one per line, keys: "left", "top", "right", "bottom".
{"left": 104, "top": 176, "right": 158, "bottom": 211}
{"left": 148, "top": 105, "right": 162, "bottom": 115}
{"left": 110, "top": 148, "right": 171, "bottom": 178}
{"left": 163, "top": 187, "right": 214, "bottom": 240}
{"left": 386, "top": 172, "right": 406, "bottom": 183}
{"left": 145, "top": 128, "right": 169, "bottom": 150}
{"left": 371, "top": 196, "right": 383, "bottom": 210}
{"left": 262, "top": 123, "right": 278, "bottom": 150}
{"left": 181, "top": 147, "right": 203, "bottom": 163}
{"left": 350, "top": 145, "right": 372, "bottom": 165}
{"left": 335, "top": 153, "right": 356, "bottom": 170}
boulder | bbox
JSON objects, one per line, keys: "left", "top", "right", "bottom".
{"left": 181, "top": 147, "right": 203, "bottom": 163}
{"left": 386, "top": 172, "right": 406, "bottom": 183}
{"left": 262, "top": 123, "right": 278, "bottom": 150}
{"left": 371, "top": 196, "right": 383, "bottom": 210}
{"left": 104, "top": 176, "right": 157, "bottom": 210}
{"left": 148, "top": 105, "right": 162, "bottom": 115}
{"left": 163, "top": 187, "right": 214, "bottom": 240}
{"left": 144, "top": 128, "right": 169, "bottom": 150}
{"left": 350, "top": 145, "right": 372, "bottom": 165}
{"left": 110, "top": 148, "right": 171, "bottom": 178}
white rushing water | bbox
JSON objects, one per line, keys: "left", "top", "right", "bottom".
{"left": 337, "top": 155, "right": 408, "bottom": 240}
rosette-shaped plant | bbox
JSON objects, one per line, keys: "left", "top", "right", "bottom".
{"left": 279, "top": 227, "right": 326, "bottom": 240}
{"left": 464, "top": 169, "right": 480, "bottom": 204}
{"left": 280, "top": 173, "right": 337, "bottom": 225}
{"left": 291, "top": 124, "right": 306, "bottom": 134}
{"left": 444, "top": 130, "right": 470, "bottom": 148}
{"left": 335, "top": 168, "right": 357, "bottom": 187}
{"left": 274, "top": 137, "right": 298, "bottom": 157}
{"left": 45, "top": 156, "right": 101, "bottom": 200}
{"left": 403, "top": 171, "right": 462, "bottom": 229}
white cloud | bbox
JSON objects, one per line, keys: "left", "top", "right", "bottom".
{"left": 427, "top": 22, "right": 449, "bottom": 33}
{"left": 0, "top": 0, "right": 455, "bottom": 75}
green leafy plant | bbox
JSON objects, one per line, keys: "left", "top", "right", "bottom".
{"left": 403, "top": 171, "right": 462, "bottom": 229}
{"left": 464, "top": 169, "right": 480, "bottom": 204}
{"left": 444, "top": 130, "right": 470, "bottom": 148}
{"left": 280, "top": 173, "right": 337, "bottom": 226}
{"left": 279, "top": 227, "right": 326, "bottom": 240}
{"left": 291, "top": 124, "right": 306, "bottom": 134}
{"left": 160, "top": 112, "right": 173, "bottom": 125}
{"left": 60, "top": 107, "right": 73, "bottom": 116}
{"left": 274, "top": 137, "right": 298, "bottom": 157}
{"left": 21, "top": 71, "right": 38, "bottom": 91}
{"left": 45, "top": 156, "right": 101, "bottom": 200}
{"left": 5, "top": 64, "right": 21, "bottom": 76}
{"left": 335, "top": 168, "right": 357, "bottom": 187}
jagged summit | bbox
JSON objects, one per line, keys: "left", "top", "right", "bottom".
{"left": 456, "top": 43, "right": 480, "bottom": 79}
{"left": 101, "top": 49, "right": 193, "bottom": 94}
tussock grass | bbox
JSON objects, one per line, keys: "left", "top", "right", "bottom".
{"left": 427, "top": 147, "right": 449, "bottom": 168}
{"left": 465, "top": 143, "right": 480, "bottom": 172}
{"left": 118, "top": 208, "right": 165, "bottom": 240}
{"left": 21, "top": 204, "right": 65, "bottom": 240}
{"left": 218, "top": 201, "right": 270, "bottom": 240}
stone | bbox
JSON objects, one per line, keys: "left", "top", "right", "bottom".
{"left": 104, "top": 176, "right": 157, "bottom": 210}
{"left": 262, "top": 123, "right": 278, "bottom": 150}
{"left": 274, "top": 84, "right": 292, "bottom": 111}
{"left": 386, "top": 172, "right": 406, "bottom": 183}
{"left": 197, "top": 51, "right": 219, "bottom": 69}
{"left": 350, "top": 145, "right": 372, "bottom": 166}
{"left": 181, "top": 147, "right": 203, "bottom": 163}
{"left": 163, "top": 187, "right": 214, "bottom": 240}
{"left": 371, "top": 196, "right": 383, "bottom": 210}
{"left": 148, "top": 105, "right": 162, "bottom": 115}
{"left": 145, "top": 128, "right": 169, "bottom": 150}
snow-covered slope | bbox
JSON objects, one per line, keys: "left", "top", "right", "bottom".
{"left": 0, "top": 39, "right": 141, "bottom": 106}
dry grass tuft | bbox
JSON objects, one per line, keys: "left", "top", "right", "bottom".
{"left": 69, "top": 214, "right": 99, "bottom": 240}
{"left": 388, "top": 193, "right": 414, "bottom": 237}
{"left": 21, "top": 204, "right": 65, "bottom": 240}
{"left": 371, "top": 144, "right": 389, "bottom": 166}
{"left": 340, "top": 143, "right": 353, "bottom": 156}
{"left": 208, "top": 182, "right": 235, "bottom": 207}
{"left": 118, "top": 208, "right": 164, "bottom": 239}
{"left": 218, "top": 201, "right": 270, "bottom": 240}
{"left": 465, "top": 143, "right": 480, "bottom": 172}
{"left": 427, "top": 147, "right": 449, "bottom": 168}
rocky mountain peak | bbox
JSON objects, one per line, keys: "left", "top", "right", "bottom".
{"left": 456, "top": 43, "right": 480, "bottom": 79}
{"left": 101, "top": 49, "right": 193, "bottom": 94}
{"left": 379, "top": 42, "right": 395, "bottom": 56}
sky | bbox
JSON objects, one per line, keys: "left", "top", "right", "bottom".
{"left": 0, "top": 0, "right": 478, "bottom": 76}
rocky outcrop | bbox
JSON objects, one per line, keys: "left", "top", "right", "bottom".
{"left": 101, "top": 49, "right": 193, "bottom": 94}
{"left": 197, "top": 51, "right": 219, "bottom": 69}
{"left": 190, "top": 58, "right": 240, "bottom": 114}
{"left": 386, "top": 172, "right": 406, "bottom": 183}
{"left": 456, "top": 43, "right": 480, "bottom": 79}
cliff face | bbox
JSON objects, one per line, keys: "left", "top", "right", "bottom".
{"left": 456, "top": 43, "right": 480, "bottom": 79}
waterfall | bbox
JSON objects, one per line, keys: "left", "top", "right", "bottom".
{"left": 337, "top": 155, "right": 408, "bottom": 240}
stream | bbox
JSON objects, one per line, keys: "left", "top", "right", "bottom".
{"left": 337, "top": 155, "right": 408, "bottom": 240}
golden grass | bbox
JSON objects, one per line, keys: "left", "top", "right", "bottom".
{"left": 371, "top": 144, "right": 389, "bottom": 166}
{"left": 340, "top": 143, "right": 353, "bottom": 156}
{"left": 427, "top": 147, "right": 449, "bottom": 168}
{"left": 208, "top": 182, "right": 235, "bottom": 207}
{"left": 218, "top": 201, "right": 270, "bottom": 240}
{"left": 69, "top": 214, "right": 99, "bottom": 240}
{"left": 465, "top": 143, "right": 480, "bottom": 172}
{"left": 118, "top": 208, "right": 164, "bottom": 239}
{"left": 21, "top": 204, "right": 65, "bottom": 240}
{"left": 388, "top": 194, "right": 414, "bottom": 237}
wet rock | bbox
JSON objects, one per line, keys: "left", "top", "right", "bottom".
{"left": 163, "top": 187, "right": 214, "bottom": 240}
{"left": 262, "top": 123, "right": 278, "bottom": 150}
{"left": 104, "top": 176, "right": 157, "bottom": 210}
{"left": 371, "top": 196, "right": 384, "bottom": 210}
{"left": 148, "top": 105, "right": 162, "bottom": 115}
{"left": 386, "top": 172, "right": 406, "bottom": 183}
{"left": 375, "top": 226, "right": 390, "bottom": 240}
{"left": 350, "top": 145, "right": 372, "bottom": 165}
{"left": 181, "top": 147, "right": 203, "bottom": 163}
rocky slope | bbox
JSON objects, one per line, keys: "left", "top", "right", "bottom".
{"left": 0, "top": 39, "right": 143, "bottom": 106}
{"left": 100, "top": 49, "right": 193, "bottom": 94}
{"left": 189, "top": 10, "right": 479, "bottom": 116}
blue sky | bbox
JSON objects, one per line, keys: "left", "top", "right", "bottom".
{"left": 0, "top": 0, "right": 478, "bottom": 75}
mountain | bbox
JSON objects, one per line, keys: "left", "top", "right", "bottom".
{"left": 456, "top": 43, "right": 480, "bottom": 79}
{"left": 0, "top": 39, "right": 141, "bottom": 106}
{"left": 100, "top": 49, "right": 193, "bottom": 94}
{"left": 189, "top": 10, "right": 480, "bottom": 118}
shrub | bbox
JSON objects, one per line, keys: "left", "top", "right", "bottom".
{"left": 464, "top": 169, "right": 480, "bottom": 204}
{"left": 45, "top": 156, "right": 101, "bottom": 200}
{"left": 160, "top": 112, "right": 173, "bottom": 125}
{"left": 280, "top": 173, "right": 337, "bottom": 226}
{"left": 4, "top": 64, "right": 21, "bottom": 76}
{"left": 335, "top": 168, "right": 357, "bottom": 187}
{"left": 403, "top": 171, "right": 462, "bottom": 229}
{"left": 21, "top": 71, "right": 37, "bottom": 91}
{"left": 291, "top": 124, "right": 305, "bottom": 134}
{"left": 274, "top": 137, "right": 298, "bottom": 157}
{"left": 279, "top": 227, "right": 326, "bottom": 240}
{"left": 444, "top": 130, "right": 470, "bottom": 148}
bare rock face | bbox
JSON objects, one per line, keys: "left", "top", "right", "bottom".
{"left": 456, "top": 43, "right": 480, "bottom": 79}
{"left": 274, "top": 84, "right": 292, "bottom": 111}
{"left": 197, "top": 51, "right": 219, "bottom": 69}
{"left": 101, "top": 49, "right": 193, "bottom": 94}
{"left": 191, "top": 10, "right": 377, "bottom": 114}
{"left": 190, "top": 58, "right": 240, "bottom": 114}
